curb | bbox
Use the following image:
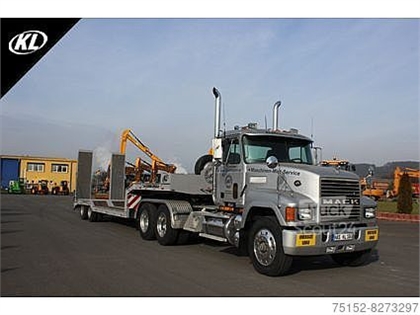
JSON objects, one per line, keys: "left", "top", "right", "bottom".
{"left": 377, "top": 211, "right": 420, "bottom": 223}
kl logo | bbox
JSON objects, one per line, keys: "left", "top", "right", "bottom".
{"left": 9, "top": 30, "right": 48, "bottom": 55}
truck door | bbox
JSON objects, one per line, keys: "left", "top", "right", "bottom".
{"left": 215, "top": 138, "right": 245, "bottom": 207}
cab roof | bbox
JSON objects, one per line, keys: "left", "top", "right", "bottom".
{"left": 223, "top": 125, "right": 313, "bottom": 142}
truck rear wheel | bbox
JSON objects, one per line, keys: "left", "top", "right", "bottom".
{"left": 330, "top": 249, "right": 372, "bottom": 266}
{"left": 176, "top": 230, "right": 191, "bottom": 245}
{"left": 248, "top": 216, "right": 293, "bottom": 276}
{"left": 155, "top": 204, "right": 179, "bottom": 246}
{"left": 137, "top": 203, "right": 157, "bottom": 240}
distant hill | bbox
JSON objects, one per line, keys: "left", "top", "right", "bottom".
{"left": 354, "top": 161, "right": 419, "bottom": 179}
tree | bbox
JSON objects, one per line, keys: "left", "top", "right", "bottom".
{"left": 397, "top": 173, "right": 413, "bottom": 214}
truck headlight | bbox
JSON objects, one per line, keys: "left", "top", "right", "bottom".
{"left": 298, "top": 208, "right": 312, "bottom": 220}
{"left": 364, "top": 207, "right": 376, "bottom": 219}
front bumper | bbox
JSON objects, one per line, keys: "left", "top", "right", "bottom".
{"left": 282, "top": 225, "right": 379, "bottom": 256}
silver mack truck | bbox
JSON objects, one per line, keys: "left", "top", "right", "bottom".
{"left": 74, "top": 87, "right": 379, "bottom": 276}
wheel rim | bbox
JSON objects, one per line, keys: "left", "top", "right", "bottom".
{"left": 87, "top": 208, "right": 92, "bottom": 219}
{"left": 139, "top": 210, "right": 149, "bottom": 233}
{"left": 80, "top": 207, "right": 84, "bottom": 217}
{"left": 157, "top": 213, "right": 167, "bottom": 238}
{"left": 253, "top": 228, "right": 277, "bottom": 266}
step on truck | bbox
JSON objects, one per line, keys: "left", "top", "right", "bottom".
{"left": 74, "top": 87, "right": 379, "bottom": 276}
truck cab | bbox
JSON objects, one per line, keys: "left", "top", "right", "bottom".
{"left": 209, "top": 88, "right": 379, "bottom": 275}
{"left": 214, "top": 126, "right": 314, "bottom": 208}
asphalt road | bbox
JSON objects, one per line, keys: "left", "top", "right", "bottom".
{"left": 1, "top": 195, "right": 419, "bottom": 297}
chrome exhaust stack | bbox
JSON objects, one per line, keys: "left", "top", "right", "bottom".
{"left": 272, "top": 101, "right": 281, "bottom": 131}
{"left": 213, "top": 87, "right": 222, "bottom": 138}
{"left": 211, "top": 87, "right": 223, "bottom": 161}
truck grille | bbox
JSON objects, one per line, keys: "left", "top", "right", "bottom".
{"left": 320, "top": 178, "right": 361, "bottom": 222}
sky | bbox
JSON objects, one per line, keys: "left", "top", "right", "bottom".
{"left": 1, "top": 18, "right": 419, "bottom": 171}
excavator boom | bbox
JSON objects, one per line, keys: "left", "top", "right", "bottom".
{"left": 120, "top": 129, "right": 176, "bottom": 183}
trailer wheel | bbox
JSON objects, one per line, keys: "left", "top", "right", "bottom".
{"left": 330, "top": 249, "right": 372, "bottom": 267}
{"left": 87, "top": 207, "right": 98, "bottom": 222}
{"left": 155, "top": 204, "right": 179, "bottom": 245}
{"left": 248, "top": 216, "right": 293, "bottom": 276}
{"left": 137, "top": 203, "right": 157, "bottom": 240}
{"left": 80, "top": 206, "right": 88, "bottom": 220}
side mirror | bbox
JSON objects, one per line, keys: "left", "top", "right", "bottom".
{"left": 266, "top": 156, "right": 279, "bottom": 169}
{"left": 212, "top": 138, "right": 223, "bottom": 160}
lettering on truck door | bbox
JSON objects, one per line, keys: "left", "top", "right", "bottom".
{"left": 217, "top": 138, "right": 244, "bottom": 206}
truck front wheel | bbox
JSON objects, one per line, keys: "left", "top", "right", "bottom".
{"left": 137, "top": 203, "right": 157, "bottom": 240}
{"left": 155, "top": 204, "right": 179, "bottom": 246}
{"left": 248, "top": 216, "right": 293, "bottom": 276}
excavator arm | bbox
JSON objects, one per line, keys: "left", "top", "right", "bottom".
{"left": 120, "top": 129, "right": 176, "bottom": 183}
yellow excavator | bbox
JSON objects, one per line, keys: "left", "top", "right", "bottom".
{"left": 360, "top": 177, "right": 388, "bottom": 201}
{"left": 391, "top": 167, "right": 420, "bottom": 198}
{"left": 120, "top": 129, "right": 177, "bottom": 184}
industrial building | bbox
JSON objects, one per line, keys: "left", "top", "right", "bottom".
{"left": 1, "top": 155, "right": 77, "bottom": 193}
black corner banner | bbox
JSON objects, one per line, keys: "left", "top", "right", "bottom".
{"left": 0, "top": 18, "right": 80, "bottom": 98}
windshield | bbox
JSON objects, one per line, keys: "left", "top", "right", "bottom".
{"left": 242, "top": 135, "right": 314, "bottom": 165}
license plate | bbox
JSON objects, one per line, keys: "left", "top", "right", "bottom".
{"left": 296, "top": 233, "right": 316, "bottom": 247}
{"left": 332, "top": 232, "right": 354, "bottom": 241}
{"left": 365, "top": 229, "right": 379, "bottom": 241}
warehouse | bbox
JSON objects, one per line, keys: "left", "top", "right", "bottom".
{"left": 0, "top": 155, "right": 77, "bottom": 193}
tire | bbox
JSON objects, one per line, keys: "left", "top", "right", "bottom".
{"left": 194, "top": 154, "right": 213, "bottom": 175}
{"left": 248, "top": 216, "right": 293, "bottom": 276}
{"left": 331, "top": 249, "right": 372, "bottom": 267}
{"left": 237, "top": 229, "right": 249, "bottom": 256}
{"left": 80, "top": 206, "right": 88, "bottom": 220}
{"left": 87, "top": 207, "right": 98, "bottom": 222}
{"left": 176, "top": 230, "right": 191, "bottom": 245}
{"left": 137, "top": 203, "right": 157, "bottom": 240}
{"left": 155, "top": 204, "right": 179, "bottom": 246}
